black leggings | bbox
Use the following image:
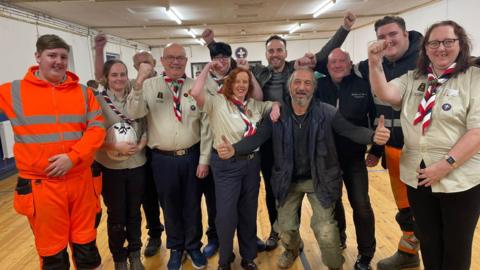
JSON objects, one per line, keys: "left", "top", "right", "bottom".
{"left": 407, "top": 183, "right": 480, "bottom": 270}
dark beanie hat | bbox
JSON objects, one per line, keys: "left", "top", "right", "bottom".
{"left": 209, "top": 42, "right": 232, "bottom": 59}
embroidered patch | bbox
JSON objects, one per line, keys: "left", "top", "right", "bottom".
{"left": 442, "top": 103, "right": 452, "bottom": 111}
{"left": 417, "top": 83, "right": 426, "bottom": 92}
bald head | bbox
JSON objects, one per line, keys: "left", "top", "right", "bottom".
{"left": 161, "top": 43, "right": 188, "bottom": 79}
{"left": 327, "top": 48, "right": 352, "bottom": 83}
{"left": 133, "top": 51, "right": 156, "bottom": 71}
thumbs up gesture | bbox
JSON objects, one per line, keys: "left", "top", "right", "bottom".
{"left": 217, "top": 135, "right": 235, "bottom": 160}
{"left": 373, "top": 115, "right": 390, "bottom": 145}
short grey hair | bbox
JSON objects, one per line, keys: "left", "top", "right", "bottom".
{"left": 287, "top": 67, "right": 317, "bottom": 90}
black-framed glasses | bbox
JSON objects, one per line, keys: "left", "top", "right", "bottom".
{"left": 427, "top": 39, "right": 459, "bottom": 49}
{"left": 212, "top": 55, "right": 230, "bottom": 61}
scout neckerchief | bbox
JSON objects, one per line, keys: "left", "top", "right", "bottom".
{"left": 210, "top": 71, "right": 229, "bottom": 93}
{"left": 101, "top": 88, "right": 133, "bottom": 125}
{"left": 163, "top": 72, "right": 186, "bottom": 122}
{"left": 413, "top": 63, "right": 456, "bottom": 135}
{"left": 229, "top": 97, "right": 256, "bottom": 137}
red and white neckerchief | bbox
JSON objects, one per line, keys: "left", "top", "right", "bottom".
{"left": 210, "top": 71, "right": 228, "bottom": 93}
{"left": 413, "top": 63, "right": 456, "bottom": 135}
{"left": 229, "top": 97, "right": 256, "bottom": 137}
{"left": 101, "top": 89, "right": 133, "bottom": 125}
{"left": 163, "top": 72, "right": 186, "bottom": 122}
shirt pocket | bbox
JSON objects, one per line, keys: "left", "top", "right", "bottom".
{"left": 434, "top": 91, "right": 465, "bottom": 121}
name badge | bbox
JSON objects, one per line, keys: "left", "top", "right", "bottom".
{"left": 446, "top": 88, "right": 459, "bottom": 96}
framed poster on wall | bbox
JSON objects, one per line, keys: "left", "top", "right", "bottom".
{"left": 106, "top": 52, "right": 120, "bottom": 61}
{"left": 191, "top": 62, "right": 208, "bottom": 78}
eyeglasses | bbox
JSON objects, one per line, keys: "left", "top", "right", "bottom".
{"left": 163, "top": 55, "right": 187, "bottom": 62}
{"left": 427, "top": 39, "right": 459, "bottom": 49}
{"left": 212, "top": 55, "right": 230, "bottom": 61}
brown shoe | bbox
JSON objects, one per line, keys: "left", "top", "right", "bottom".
{"left": 277, "top": 249, "right": 299, "bottom": 269}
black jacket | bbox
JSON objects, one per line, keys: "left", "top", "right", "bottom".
{"left": 355, "top": 30, "right": 423, "bottom": 150}
{"left": 251, "top": 26, "right": 350, "bottom": 105}
{"left": 315, "top": 73, "right": 376, "bottom": 158}
{"left": 233, "top": 99, "right": 374, "bottom": 208}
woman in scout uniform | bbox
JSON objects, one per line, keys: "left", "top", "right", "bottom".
{"left": 95, "top": 59, "right": 147, "bottom": 270}
{"left": 190, "top": 64, "right": 280, "bottom": 270}
{"left": 368, "top": 20, "right": 480, "bottom": 270}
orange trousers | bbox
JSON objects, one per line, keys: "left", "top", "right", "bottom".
{"left": 384, "top": 145, "right": 419, "bottom": 254}
{"left": 13, "top": 168, "right": 102, "bottom": 257}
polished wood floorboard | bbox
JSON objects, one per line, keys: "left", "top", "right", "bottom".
{"left": 0, "top": 166, "right": 479, "bottom": 270}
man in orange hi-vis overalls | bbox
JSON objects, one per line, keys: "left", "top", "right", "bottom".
{"left": 0, "top": 34, "right": 105, "bottom": 269}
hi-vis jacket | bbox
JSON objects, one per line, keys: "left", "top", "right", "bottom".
{"left": 0, "top": 66, "right": 105, "bottom": 179}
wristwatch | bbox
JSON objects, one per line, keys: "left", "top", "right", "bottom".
{"left": 445, "top": 155, "right": 458, "bottom": 168}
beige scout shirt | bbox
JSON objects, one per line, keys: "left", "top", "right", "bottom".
{"left": 202, "top": 92, "right": 272, "bottom": 150}
{"left": 391, "top": 67, "right": 480, "bottom": 193}
{"left": 126, "top": 74, "right": 212, "bottom": 165}
{"left": 205, "top": 73, "right": 224, "bottom": 94}
{"left": 95, "top": 86, "right": 147, "bottom": 170}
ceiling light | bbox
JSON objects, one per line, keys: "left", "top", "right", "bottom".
{"left": 313, "top": 0, "right": 336, "bottom": 18}
{"left": 186, "top": 28, "right": 196, "bottom": 38}
{"left": 166, "top": 7, "right": 182, "bottom": 25}
{"left": 289, "top": 23, "right": 301, "bottom": 34}
{"left": 196, "top": 39, "right": 206, "bottom": 46}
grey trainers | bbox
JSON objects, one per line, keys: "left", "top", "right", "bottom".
{"left": 128, "top": 251, "right": 145, "bottom": 270}
{"left": 377, "top": 251, "right": 420, "bottom": 270}
{"left": 277, "top": 249, "right": 299, "bottom": 269}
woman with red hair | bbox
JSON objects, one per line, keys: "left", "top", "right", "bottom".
{"left": 191, "top": 64, "right": 279, "bottom": 270}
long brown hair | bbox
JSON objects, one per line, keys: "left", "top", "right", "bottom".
{"left": 221, "top": 67, "right": 254, "bottom": 100}
{"left": 102, "top": 59, "right": 128, "bottom": 90}
{"left": 416, "top": 20, "right": 471, "bottom": 78}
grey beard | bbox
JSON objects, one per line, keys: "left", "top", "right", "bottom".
{"left": 291, "top": 95, "right": 312, "bottom": 107}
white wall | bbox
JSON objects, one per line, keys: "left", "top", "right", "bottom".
{"left": 2, "top": 0, "right": 479, "bottom": 84}
{"left": 0, "top": 15, "right": 148, "bottom": 85}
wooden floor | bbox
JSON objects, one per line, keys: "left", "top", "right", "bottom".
{"left": 0, "top": 166, "right": 479, "bottom": 270}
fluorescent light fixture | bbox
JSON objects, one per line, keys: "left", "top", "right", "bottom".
{"left": 166, "top": 7, "right": 182, "bottom": 24}
{"left": 186, "top": 28, "right": 196, "bottom": 39}
{"left": 313, "top": 0, "right": 336, "bottom": 18}
{"left": 196, "top": 39, "right": 206, "bottom": 46}
{"left": 289, "top": 23, "right": 301, "bottom": 34}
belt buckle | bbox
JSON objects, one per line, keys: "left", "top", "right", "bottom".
{"left": 247, "top": 153, "right": 255, "bottom": 160}
{"left": 175, "top": 149, "right": 186, "bottom": 156}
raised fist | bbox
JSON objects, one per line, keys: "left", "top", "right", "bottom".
{"left": 94, "top": 33, "right": 107, "bottom": 50}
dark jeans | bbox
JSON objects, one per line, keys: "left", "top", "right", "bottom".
{"left": 211, "top": 152, "right": 260, "bottom": 265}
{"left": 142, "top": 148, "right": 165, "bottom": 239}
{"left": 260, "top": 139, "right": 278, "bottom": 229}
{"left": 101, "top": 164, "right": 146, "bottom": 262}
{"left": 200, "top": 170, "right": 218, "bottom": 242}
{"left": 407, "top": 183, "right": 480, "bottom": 270}
{"left": 151, "top": 147, "right": 203, "bottom": 250}
{"left": 334, "top": 155, "right": 376, "bottom": 257}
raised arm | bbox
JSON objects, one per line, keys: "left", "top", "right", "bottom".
{"left": 312, "top": 11, "right": 355, "bottom": 72}
{"left": 94, "top": 33, "right": 107, "bottom": 81}
{"left": 126, "top": 63, "right": 153, "bottom": 119}
{"left": 190, "top": 62, "right": 218, "bottom": 107}
{"left": 368, "top": 40, "right": 402, "bottom": 107}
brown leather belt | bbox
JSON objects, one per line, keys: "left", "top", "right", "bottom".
{"left": 154, "top": 143, "right": 199, "bottom": 157}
